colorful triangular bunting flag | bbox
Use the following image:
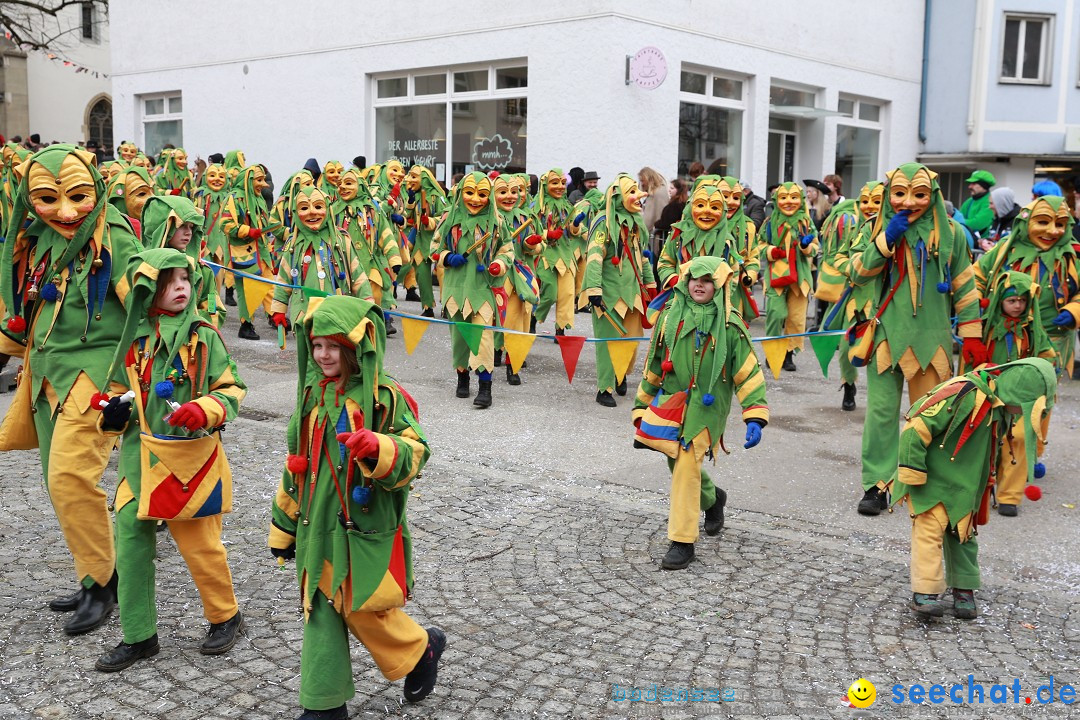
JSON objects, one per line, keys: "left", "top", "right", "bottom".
{"left": 503, "top": 333, "right": 537, "bottom": 374}
{"left": 555, "top": 335, "right": 586, "bottom": 383}
{"left": 401, "top": 316, "right": 431, "bottom": 355}
{"left": 809, "top": 333, "right": 843, "bottom": 378}
{"left": 607, "top": 340, "right": 639, "bottom": 384}
{"left": 761, "top": 338, "right": 788, "bottom": 380}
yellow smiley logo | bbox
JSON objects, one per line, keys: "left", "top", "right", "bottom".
{"left": 847, "top": 678, "right": 876, "bottom": 708}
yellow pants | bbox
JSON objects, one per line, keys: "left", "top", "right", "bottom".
{"left": 555, "top": 269, "right": 576, "bottom": 330}
{"left": 910, "top": 503, "right": 981, "bottom": 593}
{"left": 33, "top": 373, "right": 116, "bottom": 587}
{"left": 402, "top": 266, "right": 417, "bottom": 291}
{"left": 765, "top": 287, "right": 809, "bottom": 352}
{"left": 668, "top": 432, "right": 711, "bottom": 543}
{"left": 450, "top": 310, "right": 495, "bottom": 372}
{"left": 574, "top": 255, "right": 586, "bottom": 303}
{"left": 997, "top": 411, "right": 1050, "bottom": 505}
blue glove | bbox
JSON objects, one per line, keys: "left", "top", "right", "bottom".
{"left": 101, "top": 396, "right": 132, "bottom": 431}
{"left": 573, "top": 212, "right": 586, "bottom": 226}
{"left": 884, "top": 210, "right": 910, "bottom": 248}
{"left": 445, "top": 253, "right": 467, "bottom": 268}
{"left": 390, "top": 213, "right": 405, "bottom": 226}
{"left": 744, "top": 420, "right": 764, "bottom": 449}
{"left": 406, "top": 190, "right": 417, "bottom": 203}
{"left": 799, "top": 234, "right": 814, "bottom": 248}
{"left": 1052, "top": 310, "right": 1075, "bottom": 328}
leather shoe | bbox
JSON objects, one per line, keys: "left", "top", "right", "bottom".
{"left": 661, "top": 541, "right": 694, "bottom": 570}
{"left": 201, "top": 611, "right": 244, "bottom": 655}
{"left": 48, "top": 587, "right": 83, "bottom": 612}
{"left": 704, "top": 488, "right": 726, "bottom": 536}
{"left": 403, "top": 627, "right": 446, "bottom": 703}
{"left": 997, "top": 503, "right": 1018, "bottom": 517}
{"left": 298, "top": 705, "right": 349, "bottom": 720}
{"left": 238, "top": 321, "right": 260, "bottom": 340}
{"left": 64, "top": 574, "right": 116, "bottom": 635}
{"left": 615, "top": 378, "right": 627, "bottom": 396}
{"left": 857, "top": 486, "right": 889, "bottom": 516}
{"left": 595, "top": 391, "right": 617, "bottom": 407}
{"left": 95, "top": 634, "right": 159, "bottom": 672}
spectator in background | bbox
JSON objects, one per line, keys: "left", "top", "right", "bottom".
{"left": 960, "top": 170, "right": 996, "bottom": 237}
{"left": 569, "top": 171, "right": 599, "bottom": 203}
{"left": 638, "top": 166, "right": 670, "bottom": 258}
{"left": 823, "top": 174, "right": 845, "bottom": 204}
{"left": 655, "top": 178, "right": 688, "bottom": 240}
{"left": 803, "top": 179, "right": 833, "bottom": 230}
{"left": 567, "top": 167, "right": 585, "bottom": 199}
{"left": 764, "top": 183, "right": 781, "bottom": 217}
{"left": 741, "top": 181, "right": 767, "bottom": 228}
{"left": 981, "top": 186, "right": 1019, "bottom": 251}
{"left": 688, "top": 162, "right": 705, "bottom": 182}
{"left": 1032, "top": 180, "right": 1062, "bottom": 199}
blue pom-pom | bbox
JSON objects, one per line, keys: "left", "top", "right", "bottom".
{"left": 337, "top": 271, "right": 346, "bottom": 281}
{"left": 937, "top": 282, "right": 949, "bottom": 293}
{"left": 40, "top": 283, "right": 59, "bottom": 302}
{"left": 1034, "top": 462, "right": 1046, "bottom": 479}
{"left": 702, "top": 393, "right": 715, "bottom": 406}
{"left": 154, "top": 380, "right": 174, "bottom": 399}
{"left": 476, "top": 263, "right": 485, "bottom": 272}
{"left": 351, "top": 485, "right": 371, "bottom": 505}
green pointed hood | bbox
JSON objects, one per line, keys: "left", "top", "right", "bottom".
{"left": 106, "top": 166, "right": 156, "bottom": 216}
{"left": 600, "top": 173, "right": 650, "bottom": 244}
{"left": 671, "top": 175, "right": 732, "bottom": 255}
{"left": 870, "top": 163, "right": 955, "bottom": 250}
{"left": 1001, "top": 196, "right": 1077, "bottom": 269}
{"left": 987, "top": 357, "right": 1057, "bottom": 484}
{"left": 767, "top": 181, "right": 811, "bottom": 235}
{"left": 141, "top": 195, "right": 206, "bottom": 261}
{"left": 436, "top": 170, "right": 499, "bottom": 240}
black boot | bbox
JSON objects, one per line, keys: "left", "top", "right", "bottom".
{"left": 385, "top": 316, "right": 397, "bottom": 336}
{"left": 595, "top": 390, "right": 617, "bottom": 407}
{"left": 473, "top": 375, "right": 492, "bottom": 408}
{"left": 403, "top": 627, "right": 447, "bottom": 703}
{"left": 661, "top": 541, "right": 694, "bottom": 570}
{"left": 421, "top": 307, "right": 434, "bottom": 318}
{"left": 405, "top": 288, "right": 421, "bottom": 303}
{"left": 841, "top": 382, "right": 857, "bottom": 411}
{"left": 529, "top": 316, "right": 537, "bottom": 334}
{"left": 506, "top": 363, "right": 521, "bottom": 386}
{"left": 201, "top": 610, "right": 244, "bottom": 655}
{"left": 493, "top": 349, "right": 503, "bottom": 367}
{"left": 455, "top": 370, "right": 470, "bottom": 398}
{"left": 555, "top": 327, "right": 565, "bottom": 336}
{"left": 238, "top": 321, "right": 260, "bottom": 340}
{"left": 857, "top": 486, "right": 889, "bottom": 516}
{"left": 224, "top": 287, "right": 237, "bottom": 306}
{"left": 298, "top": 705, "right": 349, "bottom": 720}
{"left": 64, "top": 573, "right": 116, "bottom": 635}
{"left": 48, "top": 587, "right": 84, "bottom": 612}
{"left": 782, "top": 351, "right": 796, "bottom": 372}
{"left": 95, "top": 634, "right": 160, "bottom": 672}
{"left": 615, "top": 378, "right": 627, "bottom": 396}
{"left": 704, "top": 488, "right": 727, "bottom": 536}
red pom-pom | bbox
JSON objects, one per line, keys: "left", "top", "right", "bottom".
{"left": 90, "top": 392, "right": 111, "bottom": 411}
{"left": 488, "top": 262, "right": 501, "bottom": 276}
{"left": 6, "top": 316, "right": 26, "bottom": 333}
{"left": 248, "top": 227, "right": 262, "bottom": 240}
{"left": 1024, "top": 484, "right": 1042, "bottom": 502}
{"left": 169, "top": 188, "right": 182, "bottom": 196}
{"left": 525, "top": 234, "right": 542, "bottom": 246}
{"left": 979, "top": 297, "right": 990, "bottom": 310}
{"left": 611, "top": 256, "right": 621, "bottom": 266}
{"left": 431, "top": 252, "right": 440, "bottom": 262}
{"left": 661, "top": 359, "right": 674, "bottom": 372}
{"left": 286, "top": 454, "right": 309, "bottom": 474}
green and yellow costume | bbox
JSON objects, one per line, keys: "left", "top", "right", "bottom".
{"left": 402, "top": 165, "right": 447, "bottom": 314}
{"left": 333, "top": 169, "right": 399, "bottom": 311}
{"left": 761, "top": 182, "right": 819, "bottom": 353}
{"left": 533, "top": 168, "right": 577, "bottom": 330}
{"left": 221, "top": 165, "right": 274, "bottom": 326}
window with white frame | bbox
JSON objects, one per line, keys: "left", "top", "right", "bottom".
{"left": 835, "top": 95, "right": 884, "bottom": 195}
{"left": 1000, "top": 14, "right": 1053, "bottom": 84}
{"left": 678, "top": 65, "right": 746, "bottom": 178}
{"left": 140, "top": 92, "right": 182, "bottom": 157}
{"left": 372, "top": 62, "right": 527, "bottom": 182}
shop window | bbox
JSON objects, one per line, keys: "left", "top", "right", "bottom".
{"left": 451, "top": 98, "right": 526, "bottom": 175}
{"left": 454, "top": 70, "right": 488, "bottom": 93}
{"left": 1001, "top": 14, "right": 1052, "bottom": 84}
{"left": 712, "top": 77, "right": 743, "bottom": 101}
{"left": 414, "top": 74, "right": 446, "bottom": 96}
{"left": 835, "top": 125, "right": 880, "bottom": 196}
{"left": 496, "top": 67, "right": 527, "bottom": 90}
{"left": 678, "top": 102, "right": 742, "bottom": 178}
{"left": 680, "top": 71, "right": 707, "bottom": 95}
{"left": 375, "top": 104, "right": 448, "bottom": 176}
{"left": 377, "top": 78, "right": 407, "bottom": 99}
{"left": 140, "top": 92, "right": 182, "bottom": 156}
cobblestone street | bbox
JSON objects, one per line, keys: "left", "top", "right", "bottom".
{"left": 2, "top": 304, "right": 1079, "bottom": 719}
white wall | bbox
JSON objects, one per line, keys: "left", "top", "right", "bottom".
{"left": 110, "top": 0, "right": 923, "bottom": 189}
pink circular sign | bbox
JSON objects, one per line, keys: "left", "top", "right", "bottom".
{"left": 629, "top": 46, "right": 667, "bottom": 90}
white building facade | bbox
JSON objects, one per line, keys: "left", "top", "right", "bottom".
{"left": 110, "top": 1, "right": 923, "bottom": 196}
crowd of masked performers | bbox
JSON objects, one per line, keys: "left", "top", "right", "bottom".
{"left": 0, "top": 141, "right": 1074, "bottom": 719}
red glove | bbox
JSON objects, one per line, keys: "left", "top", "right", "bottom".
{"left": 420, "top": 213, "right": 430, "bottom": 228}
{"left": 168, "top": 402, "right": 208, "bottom": 432}
{"left": 962, "top": 338, "right": 989, "bottom": 367}
{"left": 546, "top": 229, "right": 563, "bottom": 241}
{"left": 271, "top": 312, "right": 288, "bottom": 328}
{"left": 169, "top": 188, "right": 182, "bottom": 196}
{"left": 248, "top": 227, "right": 262, "bottom": 240}
{"left": 488, "top": 262, "right": 503, "bottom": 276}
{"left": 525, "top": 234, "right": 543, "bottom": 246}
{"left": 769, "top": 246, "right": 786, "bottom": 261}
{"left": 336, "top": 412, "right": 380, "bottom": 460}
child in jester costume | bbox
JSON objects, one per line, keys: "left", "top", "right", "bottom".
{"left": 93, "top": 248, "right": 246, "bottom": 671}
{"left": 972, "top": 271, "right": 1055, "bottom": 517}
{"left": 892, "top": 357, "right": 1055, "bottom": 618}
{"left": 849, "top": 163, "right": 985, "bottom": 516}
{"left": 492, "top": 173, "right": 541, "bottom": 385}
{"left": 268, "top": 295, "right": 445, "bottom": 718}
{"left": 402, "top": 165, "right": 448, "bottom": 317}
{"left": 583, "top": 173, "right": 658, "bottom": 407}
{"left": 633, "top": 256, "right": 769, "bottom": 570}
{"left": 333, "top": 168, "right": 400, "bottom": 335}
{"left": 271, "top": 186, "right": 373, "bottom": 330}
{"left": 720, "top": 177, "right": 762, "bottom": 324}
{"left": 532, "top": 168, "right": 577, "bottom": 333}
{"left": 0, "top": 144, "right": 143, "bottom": 635}
{"left": 154, "top": 148, "right": 194, "bottom": 198}
{"left": 431, "top": 171, "right": 514, "bottom": 408}
{"left": 141, "top": 194, "right": 225, "bottom": 327}
{"left": 221, "top": 164, "right": 275, "bottom": 340}
{"left": 761, "top": 182, "right": 819, "bottom": 372}
{"left": 106, "top": 166, "right": 157, "bottom": 238}
{"left": 193, "top": 162, "right": 232, "bottom": 299}
{"left": 816, "top": 181, "right": 884, "bottom": 411}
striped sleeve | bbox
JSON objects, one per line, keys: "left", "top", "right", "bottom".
{"left": 583, "top": 223, "right": 608, "bottom": 296}
{"left": 360, "top": 386, "right": 431, "bottom": 491}
{"left": 729, "top": 325, "right": 769, "bottom": 425}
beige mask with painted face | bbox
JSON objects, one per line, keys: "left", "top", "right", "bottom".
{"left": 493, "top": 176, "right": 518, "bottom": 212}
{"left": 323, "top": 162, "right": 343, "bottom": 188}
{"left": 406, "top": 167, "right": 422, "bottom": 193}
{"left": 860, "top": 184, "right": 884, "bottom": 220}
{"left": 173, "top": 149, "right": 188, "bottom": 171}
{"left": 28, "top": 155, "right": 98, "bottom": 239}
{"left": 1026, "top": 198, "right": 1072, "bottom": 250}
{"left": 123, "top": 171, "right": 154, "bottom": 219}
{"left": 386, "top": 160, "right": 405, "bottom": 185}
{"left": 689, "top": 186, "right": 725, "bottom": 231}
{"left": 619, "top": 176, "right": 645, "bottom": 214}
{"left": 462, "top": 175, "right": 491, "bottom": 215}
{"left": 775, "top": 186, "right": 804, "bottom": 217}
{"left": 296, "top": 189, "right": 328, "bottom": 231}
{"left": 887, "top": 168, "right": 934, "bottom": 222}
{"left": 118, "top": 143, "right": 138, "bottom": 163}
{"left": 205, "top": 165, "right": 227, "bottom": 192}
{"left": 337, "top": 171, "right": 360, "bottom": 202}
{"left": 546, "top": 173, "right": 566, "bottom": 200}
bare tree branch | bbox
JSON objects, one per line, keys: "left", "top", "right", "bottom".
{"left": 0, "top": 0, "right": 108, "bottom": 52}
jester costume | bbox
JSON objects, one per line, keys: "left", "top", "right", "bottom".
{"left": 634, "top": 257, "right": 769, "bottom": 569}
{"left": 271, "top": 186, "right": 372, "bottom": 327}
{"left": 892, "top": 358, "right": 1056, "bottom": 617}
{"left": 333, "top": 169, "right": 400, "bottom": 313}
{"left": 583, "top": 174, "right": 658, "bottom": 405}
{"left": 95, "top": 248, "right": 245, "bottom": 669}
{"left": 721, "top": 177, "right": 762, "bottom": 323}
{"left": 492, "top": 173, "right": 540, "bottom": 385}
{"left": 221, "top": 164, "right": 275, "bottom": 339}
{"left": 154, "top": 148, "right": 194, "bottom": 198}
{"left": 320, "top": 160, "right": 345, "bottom": 203}
{"left": 267, "top": 170, "right": 318, "bottom": 265}
{"left": 402, "top": 165, "right": 447, "bottom": 316}
{"left": 106, "top": 166, "right": 157, "bottom": 239}
{"left": 373, "top": 160, "right": 410, "bottom": 298}
{"left": 533, "top": 168, "right": 577, "bottom": 331}
{"left": 761, "top": 182, "right": 819, "bottom": 369}
{"left": 0, "top": 145, "right": 143, "bottom": 634}
{"left": 849, "top": 163, "right": 984, "bottom": 513}
{"left": 569, "top": 188, "right": 603, "bottom": 304}
{"left": 194, "top": 163, "right": 234, "bottom": 269}
{"left": 431, "top": 171, "right": 514, "bottom": 408}
{"left": 269, "top": 295, "right": 443, "bottom": 714}
{"left": 141, "top": 195, "right": 224, "bottom": 327}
